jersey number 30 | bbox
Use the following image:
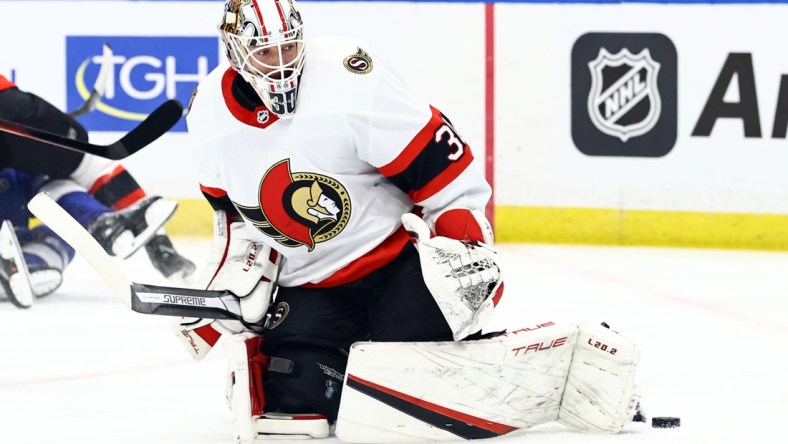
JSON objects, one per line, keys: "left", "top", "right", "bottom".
{"left": 435, "top": 124, "right": 465, "bottom": 161}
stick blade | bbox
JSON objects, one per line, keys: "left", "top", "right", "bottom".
{"left": 109, "top": 99, "right": 184, "bottom": 159}
{"left": 27, "top": 193, "right": 132, "bottom": 307}
{"left": 0, "top": 99, "right": 183, "bottom": 160}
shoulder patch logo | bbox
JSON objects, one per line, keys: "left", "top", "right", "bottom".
{"left": 233, "top": 159, "right": 351, "bottom": 251}
{"left": 343, "top": 47, "right": 373, "bottom": 75}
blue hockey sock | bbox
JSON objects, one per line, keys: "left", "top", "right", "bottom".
{"left": 57, "top": 191, "right": 112, "bottom": 228}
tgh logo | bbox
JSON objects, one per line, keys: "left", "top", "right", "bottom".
{"left": 587, "top": 48, "right": 661, "bottom": 142}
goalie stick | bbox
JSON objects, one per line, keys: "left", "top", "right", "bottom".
{"left": 27, "top": 193, "right": 243, "bottom": 320}
{"left": 68, "top": 42, "right": 114, "bottom": 118}
{"left": 0, "top": 99, "right": 183, "bottom": 160}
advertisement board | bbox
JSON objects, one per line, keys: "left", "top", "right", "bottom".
{"left": 4, "top": 1, "right": 788, "bottom": 246}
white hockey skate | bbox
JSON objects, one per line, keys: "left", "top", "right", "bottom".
{"left": 88, "top": 196, "right": 177, "bottom": 259}
{"left": 0, "top": 220, "right": 35, "bottom": 308}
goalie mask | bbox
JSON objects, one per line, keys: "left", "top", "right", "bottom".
{"left": 220, "top": 0, "right": 305, "bottom": 118}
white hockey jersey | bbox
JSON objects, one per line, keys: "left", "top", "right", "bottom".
{"left": 187, "top": 36, "right": 490, "bottom": 287}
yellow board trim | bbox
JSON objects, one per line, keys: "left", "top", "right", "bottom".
{"left": 166, "top": 199, "right": 788, "bottom": 250}
{"left": 495, "top": 205, "right": 788, "bottom": 250}
{"left": 164, "top": 198, "right": 214, "bottom": 237}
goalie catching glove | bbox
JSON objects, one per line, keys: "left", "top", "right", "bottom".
{"left": 401, "top": 209, "right": 503, "bottom": 341}
{"left": 171, "top": 210, "right": 281, "bottom": 361}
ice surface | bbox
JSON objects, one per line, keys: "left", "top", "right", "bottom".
{"left": 2, "top": 240, "right": 786, "bottom": 443}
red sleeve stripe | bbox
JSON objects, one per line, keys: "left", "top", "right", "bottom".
{"left": 378, "top": 106, "right": 443, "bottom": 177}
{"left": 409, "top": 148, "right": 474, "bottom": 203}
{"left": 113, "top": 189, "right": 147, "bottom": 211}
{"left": 200, "top": 184, "right": 228, "bottom": 198}
{"left": 88, "top": 165, "right": 126, "bottom": 195}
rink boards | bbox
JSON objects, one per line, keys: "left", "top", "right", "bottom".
{"left": 3, "top": 1, "right": 788, "bottom": 249}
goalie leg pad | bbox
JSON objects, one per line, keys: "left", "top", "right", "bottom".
{"left": 224, "top": 334, "right": 330, "bottom": 443}
{"left": 557, "top": 323, "right": 641, "bottom": 433}
{"left": 336, "top": 321, "right": 579, "bottom": 443}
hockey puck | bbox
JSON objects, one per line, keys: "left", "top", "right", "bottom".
{"left": 652, "top": 417, "right": 681, "bottom": 428}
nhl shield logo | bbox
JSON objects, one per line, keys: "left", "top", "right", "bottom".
{"left": 587, "top": 48, "right": 661, "bottom": 142}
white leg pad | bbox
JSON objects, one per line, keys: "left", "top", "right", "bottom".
{"left": 557, "top": 323, "right": 641, "bottom": 433}
{"left": 336, "top": 321, "right": 579, "bottom": 443}
{"left": 225, "top": 333, "right": 258, "bottom": 444}
{"left": 224, "top": 334, "right": 330, "bottom": 443}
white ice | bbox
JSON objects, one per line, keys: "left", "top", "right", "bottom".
{"left": 1, "top": 241, "right": 786, "bottom": 444}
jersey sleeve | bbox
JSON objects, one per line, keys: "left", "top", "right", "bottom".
{"left": 187, "top": 71, "right": 239, "bottom": 215}
{"left": 193, "top": 150, "right": 236, "bottom": 214}
{"left": 351, "top": 62, "right": 491, "bottom": 226}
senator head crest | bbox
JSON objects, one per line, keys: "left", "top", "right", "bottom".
{"left": 233, "top": 159, "right": 351, "bottom": 251}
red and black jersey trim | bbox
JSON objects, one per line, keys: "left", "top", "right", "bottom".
{"left": 346, "top": 374, "right": 518, "bottom": 440}
{"left": 301, "top": 226, "right": 410, "bottom": 288}
{"left": 89, "top": 165, "right": 145, "bottom": 210}
{"left": 0, "top": 75, "right": 15, "bottom": 92}
{"left": 379, "top": 106, "right": 474, "bottom": 203}
{"left": 221, "top": 68, "right": 278, "bottom": 129}
{"left": 200, "top": 184, "right": 238, "bottom": 213}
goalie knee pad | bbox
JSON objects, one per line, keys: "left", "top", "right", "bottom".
{"left": 224, "top": 334, "right": 330, "bottom": 443}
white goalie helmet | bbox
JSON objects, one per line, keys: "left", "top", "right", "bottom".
{"left": 219, "top": 0, "right": 305, "bottom": 118}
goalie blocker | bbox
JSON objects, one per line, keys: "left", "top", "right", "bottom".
{"left": 225, "top": 321, "right": 641, "bottom": 443}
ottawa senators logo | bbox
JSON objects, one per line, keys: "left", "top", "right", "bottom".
{"left": 343, "top": 47, "right": 373, "bottom": 75}
{"left": 233, "top": 159, "right": 351, "bottom": 251}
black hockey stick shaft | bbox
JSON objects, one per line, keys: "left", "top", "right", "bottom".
{"left": 0, "top": 99, "right": 183, "bottom": 160}
{"left": 131, "top": 283, "right": 242, "bottom": 320}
